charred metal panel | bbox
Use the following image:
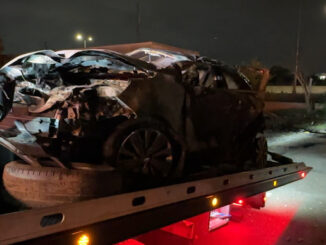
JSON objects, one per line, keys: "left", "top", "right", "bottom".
{"left": 0, "top": 48, "right": 264, "bottom": 173}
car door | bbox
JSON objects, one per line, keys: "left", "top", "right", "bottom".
{"left": 187, "top": 67, "right": 241, "bottom": 163}
{"left": 222, "top": 70, "right": 264, "bottom": 137}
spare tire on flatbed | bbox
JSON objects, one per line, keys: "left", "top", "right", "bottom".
{"left": 3, "top": 161, "right": 122, "bottom": 208}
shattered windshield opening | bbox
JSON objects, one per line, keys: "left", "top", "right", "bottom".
{"left": 64, "top": 55, "right": 140, "bottom": 74}
{"left": 127, "top": 48, "right": 192, "bottom": 69}
{"left": 0, "top": 49, "right": 155, "bottom": 122}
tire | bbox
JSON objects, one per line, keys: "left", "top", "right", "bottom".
{"left": 253, "top": 134, "right": 268, "bottom": 169}
{"left": 103, "top": 118, "right": 184, "bottom": 179}
{"left": 3, "top": 161, "right": 122, "bottom": 208}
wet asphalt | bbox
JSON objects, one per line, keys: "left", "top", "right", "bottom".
{"left": 211, "top": 131, "right": 326, "bottom": 245}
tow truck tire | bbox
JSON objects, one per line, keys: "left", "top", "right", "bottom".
{"left": 3, "top": 161, "right": 122, "bottom": 208}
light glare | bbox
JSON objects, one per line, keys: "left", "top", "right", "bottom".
{"left": 233, "top": 198, "right": 244, "bottom": 206}
{"left": 320, "top": 75, "right": 326, "bottom": 80}
{"left": 77, "top": 234, "right": 90, "bottom": 245}
{"left": 76, "top": 33, "right": 83, "bottom": 41}
{"left": 211, "top": 197, "right": 219, "bottom": 207}
{"left": 273, "top": 180, "right": 278, "bottom": 187}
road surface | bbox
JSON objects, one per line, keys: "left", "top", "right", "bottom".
{"left": 211, "top": 131, "right": 326, "bottom": 245}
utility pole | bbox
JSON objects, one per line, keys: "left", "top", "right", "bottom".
{"left": 293, "top": 0, "right": 303, "bottom": 94}
{"left": 136, "top": 1, "right": 141, "bottom": 41}
{"left": 75, "top": 33, "right": 93, "bottom": 49}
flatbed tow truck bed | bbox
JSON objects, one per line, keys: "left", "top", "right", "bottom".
{"left": 0, "top": 161, "right": 311, "bottom": 245}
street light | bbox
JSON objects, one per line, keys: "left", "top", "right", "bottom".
{"left": 75, "top": 33, "right": 83, "bottom": 41}
{"left": 75, "top": 33, "right": 93, "bottom": 48}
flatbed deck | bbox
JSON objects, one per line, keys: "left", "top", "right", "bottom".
{"left": 0, "top": 161, "right": 311, "bottom": 245}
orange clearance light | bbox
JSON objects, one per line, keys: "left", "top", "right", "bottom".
{"left": 264, "top": 196, "right": 267, "bottom": 202}
{"left": 211, "top": 197, "right": 219, "bottom": 207}
{"left": 77, "top": 234, "right": 90, "bottom": 245}
{"left": 300, "top": 172, "right": 306, "bottom": 178}
{"left": 273, "top": 180, "right": 278, "bottom": 187}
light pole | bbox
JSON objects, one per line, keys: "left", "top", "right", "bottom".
{"left": 293, "top": 0, "right": 303, "bottom": 94}
{"left": 75, "top": 33, "right": 93, "bottom": 48}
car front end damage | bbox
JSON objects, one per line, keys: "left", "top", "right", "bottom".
{"left": 0, "top": 50, "right": 157, "bottom": 168}
{"left": 0, "top": 48, "right": 265, "bottom": 174}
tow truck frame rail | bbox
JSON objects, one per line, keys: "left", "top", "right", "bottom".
{"left": 0, "top": 162, "right": 311, "bottom": 245}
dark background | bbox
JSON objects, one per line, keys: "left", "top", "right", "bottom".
{"left": 0, "top": 0, "right": 325, "bottom": 74}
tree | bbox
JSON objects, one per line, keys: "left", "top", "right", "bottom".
{"left": 269, "top": 66, "right": 294, "bottom": 85}
{"left": 238, "top": 59, "right": 270, "bottom": 99}
{"left": 297, "top": 72, "right": 313, "bottom": 113}
{"left": 239, "top": 59, "right": 264, "bottom": 90}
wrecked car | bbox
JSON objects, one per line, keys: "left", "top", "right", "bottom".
{"left": 0, "top": 48, "right": 266, "bottom": 179}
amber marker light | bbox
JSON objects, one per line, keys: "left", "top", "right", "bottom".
{"left": 211, "top": 197, "right": 219, "bottom": 207}
{"left": 77, "top": 234, "right": 90, "bottom": 245}
{"left": 273, "top": 180, "right": 278, "bottom": 187}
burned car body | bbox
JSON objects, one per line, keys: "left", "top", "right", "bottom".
{"left": 0, "top": 48, "right": 265, "bottom": 177}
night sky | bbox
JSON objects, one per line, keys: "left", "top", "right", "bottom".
{"left": 1, "top": 0, "right": 325, "bottom": 74}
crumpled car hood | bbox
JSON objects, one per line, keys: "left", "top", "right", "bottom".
{"left": 0, "top": 49, "right": 156, "bottom": 120}
{"left": 0, "top": 49, "right": 160, "bottom": 167}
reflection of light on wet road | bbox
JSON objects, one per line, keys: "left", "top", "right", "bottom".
{"left": 125, "top": 132, "right": 326, "bottom": 245}
{"left": 268, "top": 131, "right": 313, "bottom": 148}
{"left": 210, "top": 203, "right": 299, "bottom": 245}
{"left": 266, "top": 191, "right": 272, "bottom": 198}
{"left": 204, "top": 132, "right": 326, "bottom": 244}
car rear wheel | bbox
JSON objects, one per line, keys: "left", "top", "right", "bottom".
{"left": 103, "top": 119, "right": 184, "bottom": 179}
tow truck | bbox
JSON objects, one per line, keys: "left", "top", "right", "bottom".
{"left": 0, "top": 158, "right": 311, "bottom": 245}
{"left": 0, "top": 42, "right": 312, "bottom": 244}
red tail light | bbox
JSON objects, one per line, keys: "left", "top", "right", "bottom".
{"left": 233, "top": 199, "right": 244, "bottom": 206}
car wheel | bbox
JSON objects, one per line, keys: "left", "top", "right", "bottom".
{"left": 103, "top": 119, "right": 184, "bottom": 179}
{"left": 2, "top": 161, "right": 122, "bottom": 208}
{"left": 253, "top": 134, "right": 268, "bottom": 169}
